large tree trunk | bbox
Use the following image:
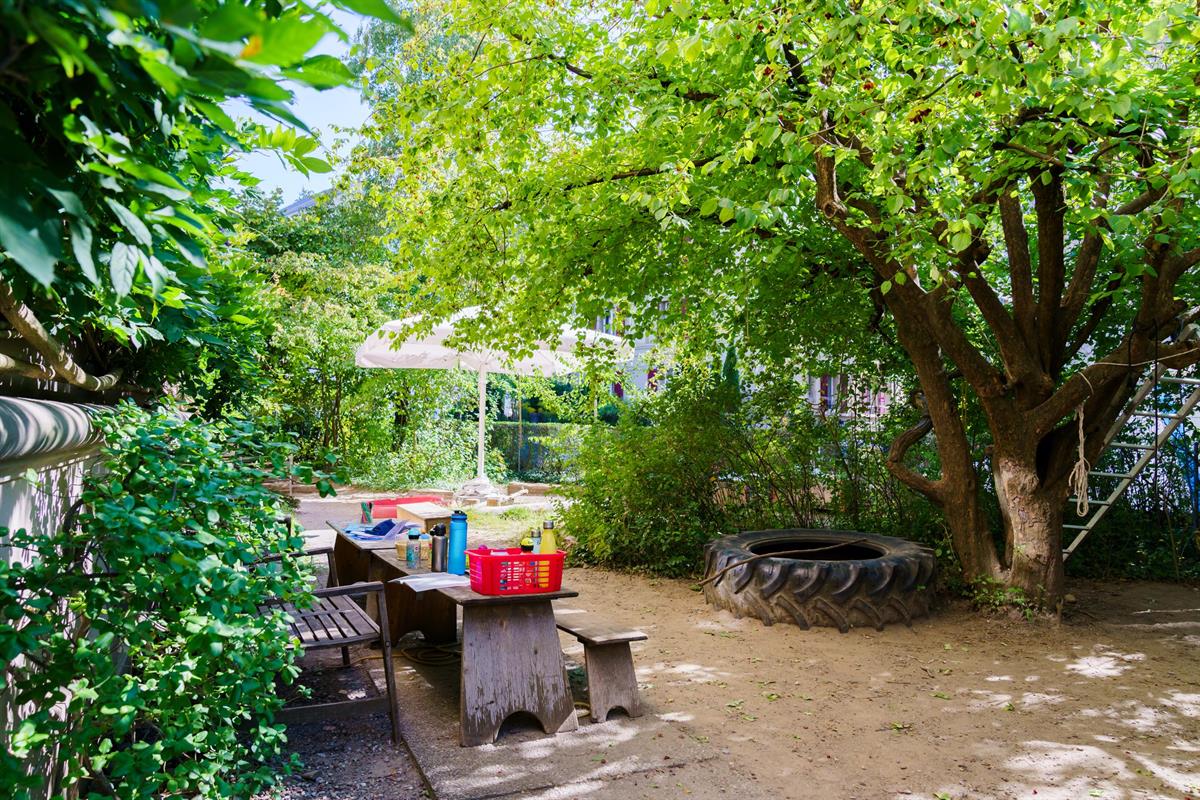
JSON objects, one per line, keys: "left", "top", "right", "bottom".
{"left": 992, "top": 450, "right": 1067, "bottom": 603}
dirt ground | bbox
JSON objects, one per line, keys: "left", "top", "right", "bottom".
{"left": 266, "top": 492, "right": 1200, "bottom": 800}
{"left": 571, "top": 570, "right": 1200, "bottom": 800}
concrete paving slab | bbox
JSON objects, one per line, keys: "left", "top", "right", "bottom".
{"left": 375, "top": 642, "right": 769, "bottom": 800}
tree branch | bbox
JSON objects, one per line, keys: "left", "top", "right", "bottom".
{"left": 885, "top": 414, "right": 942, "bottom": 503}
{"left": 1031, "top": 316, "right": 1200, "bottom": 437}
{"left": 0, "top": 276, "right": 123, "bottom": 392}
{"left": 491, "top": 155, "right": 718, "bottom": 211}
{"left": 1031, "top": 166, "right": 1066, "bottom": 371}
{"left": 998, "top": 190, "right": 1037, "bottom": 350}
{"left": 0, "top": 352, "right": 56, "bottom": 381}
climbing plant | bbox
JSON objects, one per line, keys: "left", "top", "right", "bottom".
{"left": 0, "top": 403, "right": 340, "bottom": 799}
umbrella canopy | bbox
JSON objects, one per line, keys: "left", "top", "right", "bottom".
{"left": 356, "top": 307, "right": 617, "bottom": 377}
{"left": 356, "top": 307, "right": 626, "bottom": 494}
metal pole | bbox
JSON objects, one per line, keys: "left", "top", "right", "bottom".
{"left": 477, "top": 369, "right": 487, "bottom": 482}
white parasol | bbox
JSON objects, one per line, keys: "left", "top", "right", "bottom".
{"left": 356, "top": 307, "right": 626, "bottom": 495}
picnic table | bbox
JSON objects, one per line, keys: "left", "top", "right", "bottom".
{"left": 329, "top": 523, "right": 580, "bottom": 746}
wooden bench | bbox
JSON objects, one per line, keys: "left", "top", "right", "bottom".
{"left": 257, "top": 545, "right": 401, "bottom": 744}
{"left": 555, "top": 610, "right": 647, "bottom": 722}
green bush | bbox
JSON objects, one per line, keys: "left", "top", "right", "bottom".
{"left": 561, "top": 390, "right": 730, "bottom": 576}
{"left": 0, "top": 404, "right": 333, "bottom": 799}
{"left": 560, "top": 368, "right": 948, "bottom": 578}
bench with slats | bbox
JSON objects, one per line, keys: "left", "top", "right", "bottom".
{"left": 257, "top": 551, "right": 401, "bottom": 744}
{"left": 555, "top": 609, "right": 647, "bottom": 722}
{"left": 277, "top": 593, "right": 381, "bottom": 648}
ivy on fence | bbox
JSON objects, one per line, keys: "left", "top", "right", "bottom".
{"left": 0, "top": 403, "right": 337, "bottom": 799}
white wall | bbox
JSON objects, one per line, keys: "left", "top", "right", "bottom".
{"left": 1, "top": 397, "right": 106, "bottom": 800}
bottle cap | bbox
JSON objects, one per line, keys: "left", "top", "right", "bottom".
{"left": 543, "top": 520, "right": 555, "bottom": 529}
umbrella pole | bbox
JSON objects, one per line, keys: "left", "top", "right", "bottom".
{"left": 476, "top": 368, "right": 488, "bottom": 482}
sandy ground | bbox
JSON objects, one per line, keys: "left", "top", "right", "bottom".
{"left": 568, "top": 570, "right": 1200, "bottom": 800}
{"left": 263, "top": 491, "right": 1200, "bottom": 800}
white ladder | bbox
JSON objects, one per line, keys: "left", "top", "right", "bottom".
{"left": 1062, "top": 362, "right": 1200, "bottom": 560}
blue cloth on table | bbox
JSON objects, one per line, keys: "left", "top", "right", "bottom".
{"left": 343, "top": 519, "right": 421, "bottom": 542}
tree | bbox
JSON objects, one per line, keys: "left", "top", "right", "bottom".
{"left": 359, "top": 0, "right": 1200, "bottom": 604}
{"left": 1, "top": 0, "right": 408, "bottom": 395}
{"left": 233, "top": 191, "right": 483, "bottom": 486}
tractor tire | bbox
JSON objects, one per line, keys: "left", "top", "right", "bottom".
{"left": 702, "top": 529, "right": 936, "bottom": 633}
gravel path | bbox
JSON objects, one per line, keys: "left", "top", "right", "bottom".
{"left": 256, "top": 649, "right": 431, "bottom": 800}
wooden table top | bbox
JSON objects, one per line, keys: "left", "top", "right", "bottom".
{"left": 373, "top": 549, "right": 578, "bottom": 607}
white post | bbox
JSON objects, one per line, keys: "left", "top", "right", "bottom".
{"left": 476, "top": 368, "right": 488, "bottom": 481}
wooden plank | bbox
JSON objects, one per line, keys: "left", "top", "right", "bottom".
{"left": 328, "top": 595, "right": 378, "bottom": 638}
{"left": 459, "top": 600, "right": 577, "bottom": 746}
{"left": 374, "top": 547, "right": 577, "bottom": 607}
{"left": 392, "top": 501, "right": 452, "bottom": 524}
{"left": 553, "top": 610, "right": 647, "bottom": 646}
{"left": 438, "top": 584, "right": 578, "bottom": 607}
{"left": 293, "top": 604, "right": 334, "bottom": 643}
{"left": 276, "top": 696, "right": 389, "bottom": 726}
{"left": 283, "top": 595, "right": 379, "bottom": 649}
{"left": 583, "top": 641, "right": 643, "bottom": 723}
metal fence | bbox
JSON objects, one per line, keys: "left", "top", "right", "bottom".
{"left": 488, "top": 421, "right": 585, "bottom": 482}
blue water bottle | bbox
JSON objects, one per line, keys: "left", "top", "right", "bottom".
{"left": 448, "top": 510, "right": 468, "bottom": 575}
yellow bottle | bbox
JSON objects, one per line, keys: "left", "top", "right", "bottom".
{"left": 539, "top": 520, "right": 558, "bottom": 553}
{"left": 538, "top": 520, "right": 558, "bottom": 588}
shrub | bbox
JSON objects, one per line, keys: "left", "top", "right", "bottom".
{"left": 0, "top": 403, "right": 334, "bottom": 799}
{"left": 560, "top": 369, "right": 948, "bottom": 578}
{"left": 561, "top": 390, "right": 730, "bottom": 576}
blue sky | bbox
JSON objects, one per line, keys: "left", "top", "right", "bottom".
{"left": 236, "top": 9, "right": 370, "bottom": 203}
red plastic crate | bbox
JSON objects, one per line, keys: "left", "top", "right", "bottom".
{"left": 467, "top": 547, "right": 565, "bottom": 595}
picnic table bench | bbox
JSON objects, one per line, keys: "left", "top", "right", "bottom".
{"left": 554, "top": 608, "right": 646, "bottom": 722}
{"left": 330, "top": 523, "right": 580, "bottom": 746}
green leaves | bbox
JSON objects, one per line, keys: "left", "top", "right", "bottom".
{"left": 332, "top": 0, "right": 412, "bottom": 29}
{"left": 0, "top": 190, "right": 61, "bottom": 286}
{"left": 1, "top": 0, "right": 367, "bottom": 380}
{"left": 283, "top": 54, "right": 355, "bottom": 88}
{"left": 109, "top": 243, "right": 140, "bottom": 297}
{"left": 0, "top": 404, "right": 342, "bottom": 799}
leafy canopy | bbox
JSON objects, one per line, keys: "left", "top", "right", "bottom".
{"left": 1, "top": 0, "right": 406, "bottom": 365}
{"left": 358, "top": 0, "right": 1198, "bottom": 375}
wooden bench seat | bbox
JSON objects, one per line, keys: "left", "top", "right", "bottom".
{"left": 555, "top": 610, "right": 646, "bottom": 722}
{"left": 278, "top": 594, "right": 381, "bottom": 648}
{"left": 259, "top": 578, "right": 401, "bottom": 743}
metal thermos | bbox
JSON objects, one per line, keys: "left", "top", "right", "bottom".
{"left": 430, "top": 530, "right": 448, "bottom": 572}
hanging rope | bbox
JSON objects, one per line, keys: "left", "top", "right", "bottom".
{"left": 1068, "top": 404, "right": 1091, "bottom": 517}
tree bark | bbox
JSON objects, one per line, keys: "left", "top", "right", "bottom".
{"left": 992, "top": 447, "right": 1067, "bottom": 603}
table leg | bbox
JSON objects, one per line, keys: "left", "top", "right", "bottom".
{"left": 332, "top": 534, "right": 369, "bottom": 588}
{"left": 459, "top": 601, "right": 578, "bottom": 746}
{"left": 584, "top": 642, "right": 642, "bottom": 722}
{"left": 368, "top": 558, "right": 457, "bottom": 644}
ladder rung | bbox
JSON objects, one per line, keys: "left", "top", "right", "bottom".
{"left": 1063, "top": 524, "right": 1088, "bottom": 530}
{"left": 1161, "top": 376, "right": 1200, "bottom": 385}
{"left": 1069, "top": 498, "right": 1111, "bottom": 506}
{"left": 1111, "top": 442, "right": 1155, "bottom": 450}
{"left": 1089, "top": 471, "right": 1134, "bottom": 479}
{"left": 1130, "top": 412, "right": 1184, "bottom": 419}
